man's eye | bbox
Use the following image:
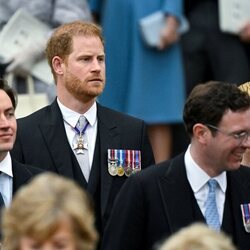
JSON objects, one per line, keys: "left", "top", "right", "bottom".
{"left": 83, "top": 58, "right": 90, "bottom": 61}
{"left": 98, "top": 57, "right": 105, "bottom": 62}
{"left": 7, "top": 112, "right": 14, "bottom": 118}
{"left": 233, "top": 132, "right": 247, "bottom": 139}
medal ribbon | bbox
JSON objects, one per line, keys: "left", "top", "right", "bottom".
{"left": 242, "top": 204, "right": 250, "bottom": 223}
{"left": 64, "top": 118, "right": 89, "bottom": 136}
{"left": 134, "top": 150, "right": 139, "bottom": 169}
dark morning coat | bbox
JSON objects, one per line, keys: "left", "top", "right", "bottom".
{"left": 12, "top": 159, "right": 43, "bottom": 194}
{"left": 102, "top": 153, "right": 250, "bottom": 250}
{"left": 11, "top": 100, "right": 155, "bottom": 235}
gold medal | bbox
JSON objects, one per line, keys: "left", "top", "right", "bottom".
{"left": 117, "top": 165, "right": 125, "bottom": 176}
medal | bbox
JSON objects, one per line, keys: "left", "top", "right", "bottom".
{"left": 117, "top": 150, "right": 125, "bottom": 176}
{"left": 241, "top": 203, "right": 250, "bottom": 233}
{"left": 73, "top": 135, "right": 88, "bottom": 154}
{"left": 108, "top": 162, "right": 118, "bottom": 176}
{"left": 117, "top": 165, "right": 125, "bottom": 176}
{"left": 124, "top": 166, "right": 133, "bottom": 177}
{"left": 64, "top": 117, "right": 89, "bottom": 155}
{"left": 108, "top": 149, "right": 118, "bottom": 176}
{"left": 132, "top": 150, "right": 141, "bottom": 174}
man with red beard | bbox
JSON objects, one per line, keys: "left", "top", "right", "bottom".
{"left": 0, "top": 79, "right": 42, "bottom": 209}
{"left": 102, "top": 81, "right": 250, "bottom": 250}
{"left": 11, "top": 21, "right": 154, "bottom": 244}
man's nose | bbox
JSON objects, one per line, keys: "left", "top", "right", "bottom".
{"left": 91, "top": 59, "right": 101, "bottom": 71}
{"left": 0, "top": 115, "right": 9, "bottom": 127}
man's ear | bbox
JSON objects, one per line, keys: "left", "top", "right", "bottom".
{"left": 193, "top": 123, "right": 210, "bottom": 144}
{"left": 52, "top": 56, "right": 64, "bottom": 75}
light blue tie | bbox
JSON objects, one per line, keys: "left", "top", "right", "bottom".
{"left": 205, "top": 179, "right": 220, "bottom": 231}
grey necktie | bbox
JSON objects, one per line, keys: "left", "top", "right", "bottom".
{"left": 73, "top": 115, "right": 90, "bottom": 182}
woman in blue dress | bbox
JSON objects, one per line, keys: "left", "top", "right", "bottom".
{"left": 90, "top": 0, "right": 186, "bottom": 163}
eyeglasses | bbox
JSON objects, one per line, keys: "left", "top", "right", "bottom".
{"left": 206, "top": 124, "right": 250, "bottom": 144}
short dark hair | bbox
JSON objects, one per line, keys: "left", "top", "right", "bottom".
{"left": 183, "top": 81, "right": 250, "bottom": 136}
{"left": 0, "top": 78, "right": 17, "bottom": 109}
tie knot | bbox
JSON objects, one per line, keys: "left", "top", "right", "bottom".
{"left": 77, "top": 115, "right": 86, "bottom": 130}
{"left": 208, "top": 179, "right": 217, "bottom": 193}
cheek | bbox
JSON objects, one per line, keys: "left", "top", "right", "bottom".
{"left": 12, "top": 121, "right": 17, "bottom": 133}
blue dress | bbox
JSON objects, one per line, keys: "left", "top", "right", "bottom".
{"left": 90, "top": 0, "right": 186, "bottom": 124}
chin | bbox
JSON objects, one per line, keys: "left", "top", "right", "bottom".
{"left": 228, "top": 163, "right": 241, "bottom": 171}
{"left": 88, "top": 87, "right": 104, "bottom": 97}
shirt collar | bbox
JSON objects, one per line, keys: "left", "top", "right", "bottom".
{"left": 184, "top": 145, "right": 226, "bottom": 193}
{"left": 0, "top": 152, "right": 13, "bottom": 177}
{"left": 57, "top": 99, "right": 97, "bottom": 127}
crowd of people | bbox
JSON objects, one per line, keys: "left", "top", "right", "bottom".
{"left": 0, "top": 1, "right": 250, "bottom": 250}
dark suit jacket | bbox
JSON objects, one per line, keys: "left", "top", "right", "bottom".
{"left": 102, "top": 153, "right": 250, "bottom": 250}
{"left": 11, "top": 100, "right": 154, "bottom": 234}
{"left": 12, "top": 159, "right": 44, "bottom": 194}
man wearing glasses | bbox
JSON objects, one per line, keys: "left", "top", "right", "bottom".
{"left": 102, "top": 81, "right": 250, "bottom": 250}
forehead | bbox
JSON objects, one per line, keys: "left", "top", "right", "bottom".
{"left": 0, "top": 90, "right": 13, "bottom": 109}
{"left": 220, "top": 108, "right": 250, "bottom": 130}
{"left": 71, "top": 35, "right": 104, "bottom": 53}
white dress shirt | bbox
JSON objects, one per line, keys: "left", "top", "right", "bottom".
{"left": 57, "top": 99, "right": 98, "bottom": 169}
{"left": 0, "top": 152, "right": 13, "bottom": 207}
{"left": 184, "top": 145, "right": 227, "bottom": 224}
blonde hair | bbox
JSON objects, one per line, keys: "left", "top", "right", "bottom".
{"left": 2, "top": 173, "right": 98, "bottom": 250}
{"left": 159, "top": 223, "right": 236, "bottom": 250}
{"left": 239, "top": 82, "right": 250, "bottom": 96}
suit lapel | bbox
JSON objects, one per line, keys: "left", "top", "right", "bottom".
{"left": 158, "top": 154, "right": 203, "bottom": 233}
{"left": 97, "top": 104, "right": 121, "bottom": 217}
{"left": 39, "top": 101, "right": 74, "bottom": 178}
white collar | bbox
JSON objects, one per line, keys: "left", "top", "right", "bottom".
{"left": 57, "top": 99, "right": 97, "bottom": 128}
{"left": 0, "top": 152, "right": 13, "bottom": 177}
{"left": 184, "top": 145, "right": 226, "bottom": 193}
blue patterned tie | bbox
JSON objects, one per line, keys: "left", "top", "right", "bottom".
{"left": 205, "top": 179, "right": 220, "bottom": 231}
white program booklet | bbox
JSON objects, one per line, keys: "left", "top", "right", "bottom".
{"left": 0, "top": 9, "right": 54, "bottom": 85}
{"left": 139, "top": 11, "right": 189, "bottom": 47}
{"left": 219, "top": 0, "right": 250, "bottom": 34}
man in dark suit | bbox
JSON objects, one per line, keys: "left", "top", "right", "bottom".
{"left": 102, "top": 81, "right": 250, "bottom": 250}
{"left": 11, "top": 21, "right": 154, "bottom": 239}
{"left": 0, "top": 79, "right": 42, "bottom": 208}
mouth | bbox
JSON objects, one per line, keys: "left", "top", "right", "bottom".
{"left": 0, "top": 134, "right": 13, "bottom": 139}
{"left": 232, "top": 152, "right": 244, "bottom": 162}
{"left": 89, "top": 78, "right": 103, "bottom": 82}
{"left": 88, "top": 79, "right": 104, "bottom": 86}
